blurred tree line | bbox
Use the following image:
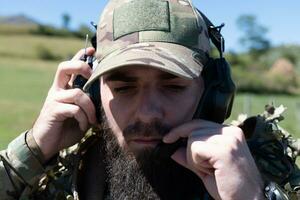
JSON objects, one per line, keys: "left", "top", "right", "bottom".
{"left": 31, "top": 13, "right": 95, "bottom": 39}
{"left": 218, "top": 15, "right": 300, "bottom": 95}
{"left": 8, "top": 12, "right": 299, "bottom": 95}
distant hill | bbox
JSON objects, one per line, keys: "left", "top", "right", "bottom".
{"left": 0, "top": 15, "right": 40, "bottom": 34}
{"left": 0, "top": 14, "right": 39, "bottom": 25}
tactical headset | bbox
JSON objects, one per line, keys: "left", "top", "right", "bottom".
{"left": 76, "top": 7, "right": 236, "bottom": 124}
{"left": 193, "top": 9, "right": 236, "bottom": 123}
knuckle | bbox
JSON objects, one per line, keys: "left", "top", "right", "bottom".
{"left": 73, "top": 88, "right": 84, "bottom": 98}
{"left": 190, "top": 140, "right": 198, "bottom": 152}
{"left": 232, "top": 126, "right": 245, "bottom": 141}
{"left": 72, "top": 105, "right": 81, "bottom": 115}
{"left": 207, "top": 134, "right": 221, "bottom": 144}
{"left": 228, "top": 135, "right": 240, "bottom": 146}
{"left": 222, "top": 135, "right": 244, "bottom": 157}
{"left": 58, "top": 61, "right": 69, "bottom": 71}
{"left": 73, "top": 89, "right": 86, "bottom": 105}
{"left": 79, "top": 48, "right": 85, "bottom": 54}
{"left": 190, "top": 141, "right": 200, "bottom": 157}
{"left": 224, "top": 126, "right": 245, "bottom": 141}
{"left": 189, "top": 142, "right": 205, "bottom": 168}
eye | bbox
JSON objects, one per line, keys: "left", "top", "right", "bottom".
{"left": 163, "top": 85, "right": 187, "bottom": 92}
{"left": 113, "top": 86, "right": 136, "bottom": 93}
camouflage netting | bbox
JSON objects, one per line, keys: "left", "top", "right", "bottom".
{"left": 233, "top": 104, "right": 300, "bottom": 199}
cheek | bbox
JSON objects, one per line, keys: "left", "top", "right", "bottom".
{"left": 170, "top": 90, "right": 202, "bottom": 124}
{"left": 166, "top": 81, "right": 204, "bottom": 125}
{"left": 101, "top": 84, "right": 128, "bottom": 147}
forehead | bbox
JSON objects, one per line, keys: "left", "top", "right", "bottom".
{"left": 103, "top": 65, "right": 188, "bottom": 81}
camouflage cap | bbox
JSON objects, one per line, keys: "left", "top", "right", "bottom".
{"left": 84, "top": 0, "right": 211, "bottom": 90}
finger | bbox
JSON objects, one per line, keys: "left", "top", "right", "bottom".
{"left": 195, "top": 167, "right": 215, "bottom": 177}
{"left": 164, "top": 126, "right": 222, "bottom": 145}
{"left": 68, "top": 47, "right": 96, "bottom": 86}
{"left": 54, "top": 89, "right": 97, "bottom": 124}
{"left": 71, "top": 47, "right": 95, "bottom": 61}
{"left": 54, "top": 103, "right": 89, "bottom": 132}
{"left": 163, "top": 119, "right": 223, "bottom": 143}
{"left": 171, "top": 147, "right": 214, "bottom": 176}
{"left": 53, "top": 60, "right": 93, "bottom": 89}
{"left": 189, "top": 140, "right": 217, "bottom": 167}
{"left": 171, "top": 147, "right": 188, "bottom": 168}
{"left": 68, "top": 74, "right": 77, "bottom": 88}
{"left": 189, "top": 128, "right": 222, "bottom": 141}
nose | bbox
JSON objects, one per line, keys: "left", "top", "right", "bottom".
{"left": 134, "top": 87, "right": 164, "bottom": 124}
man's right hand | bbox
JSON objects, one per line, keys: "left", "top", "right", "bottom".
{"left": 32, "top": 48, "right": 97, "bottom": 162}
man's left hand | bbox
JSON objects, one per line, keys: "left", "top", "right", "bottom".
{"left": 163, "top": 119, "right": 264, "bottom": 200}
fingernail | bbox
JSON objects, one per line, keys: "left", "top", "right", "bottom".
{"left": 163, "top": 136, "right": 171, "bottom": 143}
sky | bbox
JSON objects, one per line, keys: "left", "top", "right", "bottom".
{"left": 1, "top": 0, "right": 300, "bottom": 52}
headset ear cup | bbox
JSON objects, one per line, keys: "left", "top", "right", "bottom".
{"left": 214, "top": 58, "right": 236, "bottom": 121}
{"left": 194, "top": 58, "right": 236, "bottom": 123}
{"left": 88, "top": 79, "right": 102, "bottom": 123}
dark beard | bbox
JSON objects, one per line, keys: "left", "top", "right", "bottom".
{"left": 96, "top": 116, "right": 206, "bottom": 200}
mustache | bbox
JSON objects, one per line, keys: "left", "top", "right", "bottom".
{"left": 123, "top": 121, "right": 172, "bottom": 140}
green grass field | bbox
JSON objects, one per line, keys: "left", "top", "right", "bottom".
{"left": 0, "top": 34, "right": 84, "bottom": 60}
{"left": 0, "top": 33, "right": 299, "bottom": 150}
{"left": 0, "top": 33, "right": 84, "bottom": 148}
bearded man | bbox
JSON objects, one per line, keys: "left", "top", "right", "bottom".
{"left": 0, "top": 0, "right": 295, "bottom": 199}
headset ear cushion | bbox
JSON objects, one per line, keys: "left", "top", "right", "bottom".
{"left": 194, "top": 58, "right": 235, "bottom": 123}
{"left": 214, "top": 58, "right": 236, "bottom": 120}
{"left": 91, "top": 35, "right": 97, "bottom": 49}
{"left": 88, "top": 80, "right": 102, "bottom": 123}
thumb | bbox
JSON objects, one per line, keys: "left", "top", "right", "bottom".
{"left": 171, "top": 145, "right": 215, "bottom": 178}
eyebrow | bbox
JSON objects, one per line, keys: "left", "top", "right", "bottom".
{"left": 158, "top": 73, "right": 180, "bottom": 80}
{"left": 104, "top": 70, "right": 181, "bottom": 82}
{"left": 105, "top": 72, "right": 138, "bottom": 82}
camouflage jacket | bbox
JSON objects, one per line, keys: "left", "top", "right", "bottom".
{"left": 1, "top": 105, "right": 300, "bottom": 200}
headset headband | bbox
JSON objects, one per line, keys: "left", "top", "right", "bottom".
{"left": 195, "top": 9, "right": 225, "bottom": 57}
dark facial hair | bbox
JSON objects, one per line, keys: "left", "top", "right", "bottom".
{"left": 96, "top": 113, "right": 206, "bottom": 200}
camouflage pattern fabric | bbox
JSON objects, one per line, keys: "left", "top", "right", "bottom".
{"left": 83, "top": 0, "right": 211, "bottom": 90}
{"left": 235, "top": 104, "right": 300, "bottom": 199}
{"left": 0, "top": 131, "right": 47, "bottom": 200}
{"left": 95, "top": 0, "right": 210, "bottom": 60}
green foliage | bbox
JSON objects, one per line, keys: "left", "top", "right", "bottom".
{"left": 232, "top": 64, "right": 299, "bottom": 95}
{"left": 258, "top": 45, "right": 300, "bottom": 72}
{"left": 226, "top": 43, "right": 300, "bottom": 95}
{"left": 62, "top": 13, "right": 71, "bottom": 30}
{"left": 73, "top": 24, "right": 94, "bottom": 39}
{"left": 32, "top": 25, "right": 74, "bottom": 37}
{"left": 36, "top": 45, "right": 61, "bottom": 61}
{"left": 237, "top": 15, "right": 271, "bottom": 56}
{"left": 30, "top": 24, "right": 95, "bottom": 40}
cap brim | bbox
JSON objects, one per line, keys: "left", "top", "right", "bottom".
{"left": 84, "top": 42, "right": 205, "bottom": 90}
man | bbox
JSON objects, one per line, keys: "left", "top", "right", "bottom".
{"left": 0, "top": 0, "right": 297, "bottom": 199}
